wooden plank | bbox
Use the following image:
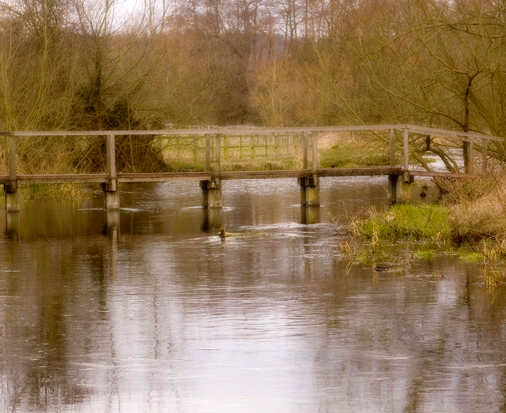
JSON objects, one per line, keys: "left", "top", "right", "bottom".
{"left": 2, "top": 167, "right": 478, "bottom": 185}
{"left": 317, "top": 167, "right": 403, "bottom": 177}
{"left": 219, "top": 170, "right": 312, "bottom": 180}
{"left": 17, "top": 174, "right": 109, "bottom": 183}
{"left": 118, "top": 172, "right": 213, "bottom": 182}
{"left": 221, "top": 167, "right": 402, "bottom": 180}
{"left": 11, "top": 125, "right": 400, "bottom": 137}
{"left": 405, "top": 124, "right": 503, "bottom": 142}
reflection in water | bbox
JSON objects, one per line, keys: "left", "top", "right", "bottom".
{"left": 0, "top": 178, "right": 506, "bottom": 412}
{"left": 5, "top": 212, "right": 20, "bottom": 240}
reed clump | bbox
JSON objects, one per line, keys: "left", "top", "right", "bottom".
{"left": 448, "top": 176, "right": 506, "bottom": 243}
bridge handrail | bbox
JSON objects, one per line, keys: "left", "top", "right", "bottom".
{"left": 0, "top": 124, "right": 503, "bottom": 142}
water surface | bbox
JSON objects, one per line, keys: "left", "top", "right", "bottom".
{"left": 0, "top": 178, "right": 505, "bottom": 412}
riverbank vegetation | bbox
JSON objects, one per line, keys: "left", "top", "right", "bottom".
{"left": 348, "top": 173, "right": 506, "bottom": 265}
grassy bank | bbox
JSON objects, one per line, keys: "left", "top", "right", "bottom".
{"left": 350, "top": 186, "right": 506, "bottom": 265}
{"left": 353, "top": 204, "right": 452, "bottom": 242}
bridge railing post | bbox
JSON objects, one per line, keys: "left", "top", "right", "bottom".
{"left": 463, "top": 139, "right": 470, "bottom": 174}
{"left": 389, "top": 129, "right": 396, "bottom": 167}
{"left": 463, "top": 139, "right": 474, "bottom": 174}
{"left": 104, "top": 133, "right": 119, "bottom": 210}
{"left": 302, "top": 132, "right": 308, "bottom": 170}
{"left": 402, "top": 128, "right": 410, "bottom": 183}
{"left": 215, "top": 134, "right": 221, "bottom": 173}
{"left": 388, "top": 129, "right": 399, "bottom": 204}
{"left": 482, "top": 138, "right": 488, "bottom": 175}
{"left": 205, "top": 135, "right": 211, "bottom": 171}
{"left": 312, "top": 132, "right": 318, "bottom": 173}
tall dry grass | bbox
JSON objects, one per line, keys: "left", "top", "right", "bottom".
{"left": 446, "top": 173, "right": 506, "bottom": 243}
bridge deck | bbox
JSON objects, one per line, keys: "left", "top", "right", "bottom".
{"left": 0, "top": 167, "right": 473, "bottom": 185}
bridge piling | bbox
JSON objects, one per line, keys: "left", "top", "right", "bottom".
{"left": 200, "top": 179, "right": 222, "bottom": 208}
{"left": 388, "top": 175, "right": 398, "bottom": 204}
{"left": 299, "top": 176, "right": 320, "bottom": 206}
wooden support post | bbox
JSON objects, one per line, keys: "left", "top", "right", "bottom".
{"left": 193, "top": 137, "right": 198, "bottom": 163}
{"left": 390, "top": 129, "right": 396, "bottom": 167}
{"left": 463, "top": 140, "right": 471, "bottom": 174}
{"left": 205, "top": 135, "right": 211, "bottom": 171}
{"left": 264, "top": 136, "right": 268, "bottom": 157}
{"left": 403, "top": 129, "right": 410, "bottom": 183}
{"left": 482, "top": 138, "right": 488, "bottom": 175}
{"left": 106, "top": 134, "right": 117, "bottom": 189}
{"left": 251, "top": 136, "right": 256, "bottom": 160}
{"left": 389, "top": 129, "right": 399, "bottom": 203}
{"left": 388, "top": 175, "right": 398, "bottom": 205}
{"left": 215, "top": 134, "right": 221, "bottom": 172}
{"left": 104, "top": 134, "right": 119, "bottom": 210}
{"left": 312, "top": 133, "right": 318, "bottom": 173}
{"left": 5, "top": 133, "right": 19, "bottom": 213}
{"left": 302, "top": 132, "right": 308, "bottom": 170}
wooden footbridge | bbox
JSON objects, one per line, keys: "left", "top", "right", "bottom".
{"left": 0, "top": 124, "right": 502, "bottom": 212}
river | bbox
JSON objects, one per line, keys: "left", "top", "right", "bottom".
{"left": 0, "top": 178, "right": 505, "bottom": 412}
